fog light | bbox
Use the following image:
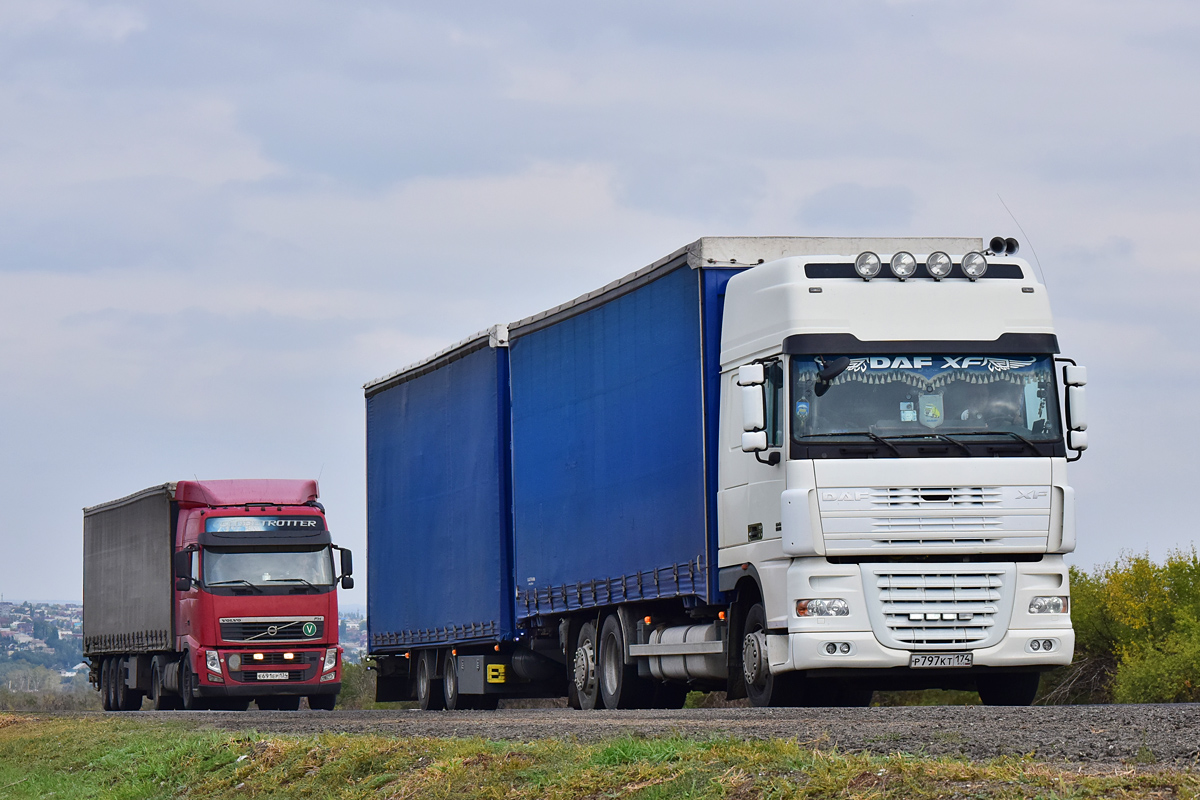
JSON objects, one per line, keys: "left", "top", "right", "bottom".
{"left": 284, "top": 653, "right": 295, "bottom": 661}
{"left": 1029, "top": 596, "right": 1069, "bottom": 614}
{"left": 323, "top": 648, "right": 338, "bottom": 672}
{"left": 962, "top": 252, "right": 988, "bottom": 280}
{"left": 889, "top": 252, "right": 917, "bottom": 280}
{"left": 253, "top": 653, "right": 264, "bottom": 660}
{"left": 1030, "top": 639, "right": 1041, "bottom": 651}
{"left": 1043, "top": 640, "right": 1054, "bottom": 651}
{"left": 826, "top": 643, "right": 838, "bottom": 655}
{"left": 839, "top": 643, "right": 851, "bottom": 654}
{"left": 797, "top": 598, "right": 850, "bottom": 617}
{"left": 855, "top": 251, "right": 882, "bottom": 280}
{"left": 320, "top": 671, "right": 337, "bottom": 683}
{"left": 206, "top": 650, "right": 221, "bottom": 674}
{"left": 926, "top": 251, "right": 952, "bottom": 279}
{"left": 228, "top": 653, "right": 242, "bottom": 671}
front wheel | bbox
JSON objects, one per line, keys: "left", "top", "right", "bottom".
{"left": 741, "top": 603, "right": 799, "bottom": 707}
{"left": 180, "top": 656, "right": 206, "bottom": 711}
{"left": 308, "top": 694, "right": 337, "bottom": 711}
{"left": 977, "top": 672, "right": 1040, "bottom": 706}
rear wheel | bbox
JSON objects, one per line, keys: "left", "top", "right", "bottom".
{"left": 599, "top": 615, "right": 646, "bottom": 709}
{"left": 977, "top": 672, "right": 1040, "bottom": 706}
{"left": 443, "top": 652, "right": 464, "bottom": 710}
{"left": 100, "top": 658, "right": 114, "bottom": 711}
{"left": 573, "top": 622, "right": 601, "bottom": 710}
{"left": 416, "top": 651, "right": 445, "bottom": 711}
{"left": 151, "top": 662, "right": 182, "bottom": 710}
{"left": 112, "top": 658, "right": 130, "bottom": 710}
{"left": 742, "top": 603, "right": 800, "bottom": 707}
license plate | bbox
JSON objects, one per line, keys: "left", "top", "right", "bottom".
{"left": 256, "top": 671, "right": 290, "bottom": 681}
{"left": 910, "top": 653, "right": 973, "bottom": 669}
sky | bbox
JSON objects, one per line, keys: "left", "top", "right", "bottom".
{"left": 1, "top": 1, "right": 1197, "bottom": 606}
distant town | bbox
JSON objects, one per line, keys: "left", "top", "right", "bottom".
{"left": 1, "top": 598, "right": 368, "bottom": 694}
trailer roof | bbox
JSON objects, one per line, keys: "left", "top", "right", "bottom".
{"left": 84, "top": 479, "right": 320, "bottom": 514}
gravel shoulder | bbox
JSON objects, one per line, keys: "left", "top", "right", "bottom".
{"left": 71, "top": 705, "right": 1200, "bottom": 766}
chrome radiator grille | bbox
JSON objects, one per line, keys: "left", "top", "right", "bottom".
{"left": 864, "top": 566, "right": 1014, "bottom": 650}
{"left": 871, "top": 486, "right": 1001, "bottom": 508}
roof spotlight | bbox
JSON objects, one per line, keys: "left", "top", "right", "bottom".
{"left": 854, "top": 251, "right": 882, "bottom": 280}
{"left": 889, "top": 251, "right": 917, "bottom": 280}
{"left": 926, "top": 251, "right": 952, "bottom": 280}
{"left": 962, "top": 251, "right": 988, "bottom": 280}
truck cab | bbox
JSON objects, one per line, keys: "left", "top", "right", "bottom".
{"left": 718, "top": 244, "right": 1086, "bottom": 705}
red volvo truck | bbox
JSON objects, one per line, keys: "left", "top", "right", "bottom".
{"left": 83, "top": 480, "right": 354, "bottom": 711}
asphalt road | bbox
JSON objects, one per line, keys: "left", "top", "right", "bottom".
{"left": 89, "top": 705, "right": 1200, "bottom": 766}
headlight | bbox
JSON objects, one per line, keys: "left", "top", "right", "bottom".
{"left": 889, "top": 252, "right": 917, "bottom": 280}
{"left": 1029, "top": 596, "right": 1069, "bottom": 614}
{"left": 205, "top": 650, "right": 222, "bottom": 674}
{"left": 227, "top": 653, "right": 242, "bottom": 671}
{"left": 796, "top": 598, "right": 850, "bottom": 617}
{"left": 926, "top": 251, "right": 952, "bottom": 279}
{"left": 962, "top": 251, "right": 988, "bottom": 280}
{"left": 323, "top": 648, "right": 338, "bottom": 672}
{"left": 854, "top": 251, "right": 882, "bottom": 280}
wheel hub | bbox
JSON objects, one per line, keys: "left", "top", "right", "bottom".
{"left": 574, "top": 640, "right": 596, "bottom": 694}
{"left": 742, "top": 631, "right": 768, "bottom": 687}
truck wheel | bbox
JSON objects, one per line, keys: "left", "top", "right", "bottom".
{"left": 573, "top": 621, "right": 601, "bottom": 709}
{"left": 308, "top": 694, "right": 337, "bottom": 711}
{"left": 151, "top": 662, "right": 181, "bottom": 710}
{"left": 416, "top": 651, "right": 445, "bottom": 711}
{"left": 977, "top": 672, "right": 1040, "bottom": 706}
{"left": 180, "top": 656, "right": 206, "bottom": 711}
{"left": 599, "top": 615, "right": 645, "bottom": 709}
{"left": 741, "top": 603, "right": 799, "bottom": 707}
{"left": 100, "top": 658, "right": 114, "bottom": 711}
{"left": 443, "top": 652, "right": 464, "bottom": 710}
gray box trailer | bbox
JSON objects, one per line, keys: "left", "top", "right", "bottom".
{"left": 82, "top": 484, "right": 176, "bottom": 656}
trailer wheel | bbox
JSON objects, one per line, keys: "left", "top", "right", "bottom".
{"left": 416, "top": 651, "right": 445, "bottom": 711}
{"left": 100, "top": 658, "right": 114, "bottom": 711}
{"left": 573, "top": 621, "right": 601, "bottom": 709}
{"left": 442, "top": 652, "right": 464, "bottom": 710}
{"left": 977, "top": 672, "right": 1040, "bottom": 706}
{"left": 598, "top": 615, "right": 645, "bottom": 709}
{"left": 741, "top": 603, "right": 799, "bottom": 707}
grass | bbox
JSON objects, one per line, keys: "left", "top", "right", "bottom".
{"left": 1, "top": 713, "right": 1198, "bottom": 799}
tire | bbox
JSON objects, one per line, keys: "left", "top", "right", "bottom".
{"left": 443, "top": 652, "right": 464, "bottom": 710}
{"left": 977, "top": 672, "right": 1040, "bottom": 706}
{"left": 416, "top": 651, "right": 445, "bottom": 711}
{"left": 151, "top": 662, "right": 181, "bottom": 711}
{"left": 565, "top": 619, "right": 583, "bottom": 710}
{"left": 308, "top": 694, "right": 337, "bottom": 711}
{"left": 599, "top": 615, "right": 646, "bottom": 709}
{"left": 741, "top": 603, "right": 800, "bottom": 707}
{"left": 573, "top": 621, "right": 601, "bottom": 710}
{"left": 180, "top": 655, "right": 206, "bottom": 711}
{"left": 100, "top": 658, "right": 114, "bottom": 711}
{"left": 648, "top": 682, "right": 690, "bottom": 710}
{"left": 113, "top": 658, "right": 129, "bottom": 711}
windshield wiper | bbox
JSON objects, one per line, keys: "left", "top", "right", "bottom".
{"left": 950, "top": 430, "right": 1041, "bottom": 454}
{"left": 267, "top": 578, "right": 319, "bottom": 591}
{"left": 796, "top": 432, "right": 902, "bottom": 457}
{"left": 878, "top": 433, "right": 972, "bottom": 456}
{"left": 207, "top": 579, "right": 263, "bottom": 593}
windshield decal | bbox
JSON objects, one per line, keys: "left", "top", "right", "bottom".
{"left": 205, "top": 516, "right": 325, "bottom": 533}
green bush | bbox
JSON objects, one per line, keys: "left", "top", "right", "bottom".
{"left": 1042, "top": 548, "right": 1200, "bottom": 704}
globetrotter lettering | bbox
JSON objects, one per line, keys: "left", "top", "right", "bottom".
{"left": 206, "top": 516, "right": 323, "bottom": 533}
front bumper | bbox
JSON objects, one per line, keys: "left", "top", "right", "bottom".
{"left": 197, "top": 682, "right": 340, "bottom": 698}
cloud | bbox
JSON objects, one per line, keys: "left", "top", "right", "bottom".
{"left": 0, "top": 0, "right": 144, "bottom": 42}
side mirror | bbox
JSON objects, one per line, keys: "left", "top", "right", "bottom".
{"left": 1069, "top": 430, "right": 1088, "bottom": 451}
{"left": 173, "top": 550, "right": 193, "bottom": 591}
{"left": 1067, "top": 386, "right": 1087, "bottom": 431}
{"left": 341, "top": 575, "right": 355, "bottom": 590}
{"left": 741, "top": 386, "right": 765, "bottom": 432}
{"left": 737, "top": 364, "right": 764, "bottom": 386}
{"left": 339, "top": 548, "right": 353, "bottom": 578}
{"left": 1064, "top": 365, "right": 1087, "bottom": 386}
{"left": 742, "top": 431, "right": 768, "bottom": 453}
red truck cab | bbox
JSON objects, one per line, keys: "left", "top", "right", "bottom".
{"left": 170, "top": 480, "right": 352, "bottom": 710}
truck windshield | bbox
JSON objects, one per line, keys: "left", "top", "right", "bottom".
{"left": 203, "top": 546, "right": 335, "bottom": 588}
{"left": 791, "top": 354, "right": 1062, "bottom": 442}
